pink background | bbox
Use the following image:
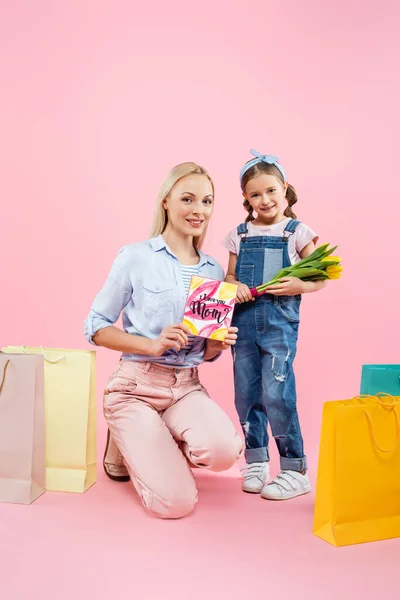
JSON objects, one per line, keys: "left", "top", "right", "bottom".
{"left": 1, "top": 1, "right": 399, "bottom": 598}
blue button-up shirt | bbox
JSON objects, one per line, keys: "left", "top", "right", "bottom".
{"left": 84, "top": 235, "right": 225, "bottom": 367}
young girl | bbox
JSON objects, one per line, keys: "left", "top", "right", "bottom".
{"left": 85, "top": 162, "right": 243, "bottom": 519}
{"left": 224, "top": 149, "right": 326, "bottom": 500}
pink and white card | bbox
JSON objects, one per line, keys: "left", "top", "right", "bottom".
{"left": 182, "top": 276, "right": 238, "bottom": 341}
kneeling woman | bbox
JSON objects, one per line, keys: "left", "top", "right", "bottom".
{"left": 84, "top": 161, "right": 243, "bottom": 518}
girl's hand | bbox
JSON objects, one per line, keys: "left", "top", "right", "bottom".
{"left": 206, "top": 326, "right": 238, "bottom": 354}
{"left": 236, "top": 283, "right": 255, "bottom": 303}
{"left": 263, "top": 276, "right": 305, "bottom": 296}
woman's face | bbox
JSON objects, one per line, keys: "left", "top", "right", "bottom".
{"left": 163, "top": 174, "right": 214, "bottom": 239}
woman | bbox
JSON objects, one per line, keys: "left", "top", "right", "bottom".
{"left": 84, "top": 162, "right": 243, "bottom": 519}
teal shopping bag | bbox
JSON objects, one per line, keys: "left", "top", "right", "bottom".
{"left": 361, "top": 365, "right": 400, "bottom": 396}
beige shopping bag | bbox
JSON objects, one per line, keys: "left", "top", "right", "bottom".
{"left": 3, "top": 346, "right": 97, "bottom": 493}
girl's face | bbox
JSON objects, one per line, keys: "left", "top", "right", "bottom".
{"left": 244, "top": 173, "right": 288, "bottom": 224}
{"left": 163, "top": 174, "right": 214, "bottom": 239}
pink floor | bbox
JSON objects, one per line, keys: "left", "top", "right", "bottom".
{"left": 1, "top": 460, "right": 398, "bottom": 600}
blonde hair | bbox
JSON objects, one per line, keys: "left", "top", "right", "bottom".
{"left": 150, "top": 162, "right": 214, "bottom": 249}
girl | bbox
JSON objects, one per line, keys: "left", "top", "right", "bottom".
{"left": 85, "top": 162, "right": 243, "bottom": 519}
{"left": 224, "top": 150, "right": 325, "bottom": 500}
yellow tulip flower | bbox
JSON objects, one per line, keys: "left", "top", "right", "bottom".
{"left": 322, "top": 256, "right": 341, "bottom": 264}
{"left": 326, "top": 265, "right": 343, "bottom": 279}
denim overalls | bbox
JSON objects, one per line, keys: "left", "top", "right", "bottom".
{"left": 232, "top": 219, "right": 307, "bottom": 472}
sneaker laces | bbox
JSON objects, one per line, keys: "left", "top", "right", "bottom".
{"left": 240, "top": 462, "right": 267, "bottom": 483}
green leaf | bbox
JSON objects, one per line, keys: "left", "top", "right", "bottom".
{"left": 294, "top": 244, "right": 338, "bottom": 269}
{"left": 285, "top": 267, "right": 327, "bottom": 279}
{"left": 301, "top": 259, "right": 340, "bottom": 270}
{"left": 255, "top": 242, "right": 339, "bottom": 292}
{"left": 295, "top": 243, "right": 330, "bottom": 265}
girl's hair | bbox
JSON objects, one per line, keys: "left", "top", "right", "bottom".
{"left": 240, "top": 162, "right": 298, "bottom": 223}
{"left": 150, "top": 162, "right": 214, "bottom": 250}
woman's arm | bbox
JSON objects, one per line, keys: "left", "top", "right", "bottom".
{"left": 93, "top": 324, "right": 190, "bottom": 357}
{"left": 85, "top": 247, "right": 190, "bottom": 355}
{"left": 204, "top": 326, "right": 238, "bottom": 360}
{"left": 84, "top": 247, "right": 135, "bottom": 345}
{"left": 93, "top": 326, "right": 154, "bottom": 354}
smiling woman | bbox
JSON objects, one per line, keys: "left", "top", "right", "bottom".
{"left": 84, "top": 161, "right": 243, "bottom": 519}
{"left": 151, "top": 163, "right": 214, "bottom": 250}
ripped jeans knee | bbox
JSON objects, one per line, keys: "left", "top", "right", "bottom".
{"left": 271, "top": 349, "right": 292, "bottom": 383}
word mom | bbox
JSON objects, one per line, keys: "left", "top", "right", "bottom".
{"left": 189, "top": 293, "right": 231, "bottom": 325}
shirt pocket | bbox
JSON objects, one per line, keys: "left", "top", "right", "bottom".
{"left": 142, "top": 281, "right": 175, "bottom": 315}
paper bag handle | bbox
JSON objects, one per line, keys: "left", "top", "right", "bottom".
{"left": 20, "top": 345, "right": 65, "bottom": 364}
{"left": 359, "top": 393, "right": 400, "bottom": 453}
{"left": 0, "top": 360, "right": 10, "bottom": 395}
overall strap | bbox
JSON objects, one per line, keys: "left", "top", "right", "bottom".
{"left": 237, "top": 222, "right": 249, "bottom": 243}
{"left": 282, "top": 219, "right": 301, "bottom": 242}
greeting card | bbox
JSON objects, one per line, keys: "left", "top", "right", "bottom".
{"left": 182, "top": 276, "right": 237, "bottom": 341}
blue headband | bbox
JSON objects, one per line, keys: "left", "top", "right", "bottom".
{"left": 239, "top": 149, "right": 286, "bottom": 183}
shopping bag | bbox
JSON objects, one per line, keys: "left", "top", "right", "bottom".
{"left": 2, "top": 346, "right": 97, "bottom": 493}
{"left": 361, "top": 364, "right": 400, "bottom": 396}
{"left": 0, "top": 353, "right": 45, "bottom": 504}
{"left": 313, "top": 393, "right": 400, "bottom": 546}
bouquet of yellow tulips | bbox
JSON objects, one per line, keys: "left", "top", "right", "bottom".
{"left": 250, "top": 243, "right": 342, "bottom": 297}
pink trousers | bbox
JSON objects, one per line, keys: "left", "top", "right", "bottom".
{"left": 104, "top": 360, "right": 243, "bottom": 518}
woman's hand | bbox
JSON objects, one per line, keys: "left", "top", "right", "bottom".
{"left": 263, "top": 276, "right": 305, "bottom": 296}
{"left": 220, "top": 326, "right": 239, "bottom": 351}
{"left": 150, "top": 323, "right": 191, "bottom": 356}
{"left": 236, "top": 283, "right": 255, "bottom": 304}
{"left": 205, "top": 326, "right": 238, "bottom": 360}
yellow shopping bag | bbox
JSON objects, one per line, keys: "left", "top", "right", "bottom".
{"left": 2, "top": 346, "right": 96, "bottom": 493}
{"left": 313, "top": 393, "right": 400, "bottom": 546}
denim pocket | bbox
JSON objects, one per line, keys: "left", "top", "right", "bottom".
{"left": 239, "top": 264, "right": 255, "bottom": 287}
{"left": 262, "top": 247, "right": 283, "bottom": 284}
{"left": 275, "top": 296, "right": 301, "bottom": 323}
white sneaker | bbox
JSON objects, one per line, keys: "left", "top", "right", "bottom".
{"left": 261, "top": 470, "right": 311, "bottom": 500}
{"left": 241, "top": 462, "right": 270, "bottom": 494}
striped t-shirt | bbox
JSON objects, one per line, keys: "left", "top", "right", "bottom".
{"left": 181, "top": 264, "right": 201, "bottom": 352}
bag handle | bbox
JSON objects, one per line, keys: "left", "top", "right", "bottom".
{"left": 356, "top": 393, "right": 400, "bottom": 453}
{"left": 0, "top": 360, "right": 10, "bottom": 395}
{"left": 20, "top": 345, "right": 65, "bottom": 364}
